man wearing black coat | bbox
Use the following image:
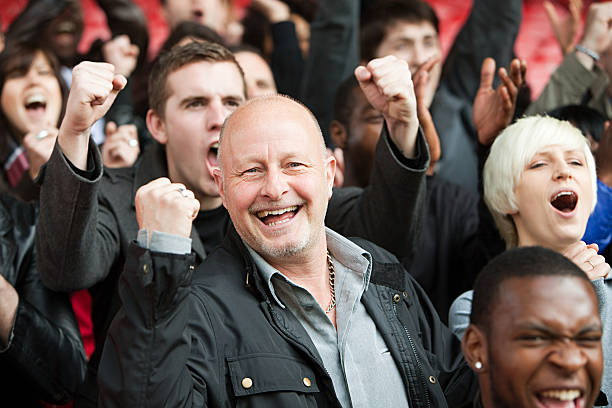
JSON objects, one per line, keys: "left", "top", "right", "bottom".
{"left": 96, "top": 57, "right": 476, "bottom": 406}
{"left": 36, "top": 42, "right": 429, "bottom": 405}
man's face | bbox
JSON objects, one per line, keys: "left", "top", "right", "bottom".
{"left": 234, "top": 51, "right": 276, "bottom": 98}
{"left": 151, "top": 61, "right": 245, "bottom": 207}
{"left": 375, "top": 21, "right": 441, "bottom": 107}
{"left": 344, "top": 88, "right": 384, "bottom": 187}
{"left": 512, "top": 145, "right": 594, "bottom": 252}
{"left": 163, "top": 0, "right": 230, "bottom": 32}
{"left": 43, "top": 2, "right": 84, "bottom": 66}
{"left": 1, "top": 51, "right": 62, "bottom": 137}
{"left": 483, "top": 276, "right": 602, "bottom": 408}
{"left": 217, "top": 99, "right": 335, "bottom": 262}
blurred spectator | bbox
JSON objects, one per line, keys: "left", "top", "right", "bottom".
{"left": 231, "top": 44, "right": 277, "bottom": 98}
{"left": 0, "top": 193, "right": 86, "bottom": 407}
{"left": 0, "top": 43, "right": 66, "bottom": 201}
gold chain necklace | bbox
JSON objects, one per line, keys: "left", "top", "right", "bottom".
{"left": 325, "top": 250, "right": 336, "bottom": 314}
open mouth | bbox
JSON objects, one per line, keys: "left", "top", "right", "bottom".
{"left": 550, "top": 191, "right": 577, "bottom": 213}
{"left": 56, "top": 21, "right": 77, "bottom": 35}
{"left": 208, "top": 142, "right": 219, "bottom": 168}
{"left": 255, "top": 205, "right": 301, "bottom": 226}
{"left": 24, "top": 94, "right": 47, "bottom": 118}
{"left": 536, "top": 389, "right": 584, "bottom": 408}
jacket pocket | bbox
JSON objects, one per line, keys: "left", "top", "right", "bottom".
{"left": 227, "top": 353, "right": 320, "bottom": 397}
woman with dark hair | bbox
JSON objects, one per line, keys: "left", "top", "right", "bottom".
{"left": 0, "top": 43, "right": 66, "bottom": 201}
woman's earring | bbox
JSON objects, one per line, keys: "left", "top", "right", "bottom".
{"left": 474, "top": 361, "right": 483, "bottom": 370}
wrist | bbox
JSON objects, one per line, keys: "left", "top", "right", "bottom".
{"left": 386, "top": 117, "right": 418, "bottom": 158}
{"left": 575, "top": 44, "right": 599, "bottom": 70}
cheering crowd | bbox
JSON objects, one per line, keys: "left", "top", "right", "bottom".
{"left": 1, "top": 0, "right": 612, "bottom": 407}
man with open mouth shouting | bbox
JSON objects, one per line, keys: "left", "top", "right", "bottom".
{"left": 462, "top": 246, "right": 605, "bottom": 408}
{"left": 36, "top": 41, "right": 433, "bottom": 405}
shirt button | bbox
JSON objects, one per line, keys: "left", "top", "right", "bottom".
{"left": 303, "top": 377, "right": 312, "bottom": 387}
{"left": 429, "top": 375, "right": 436, "bottom": 384}
{"left": 241, "top": 377, "right": 253, "bottom": 389}
{"left": 393, "top": 293, "right": 401, "bottom": 303}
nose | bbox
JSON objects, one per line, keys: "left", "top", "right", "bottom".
{"left": 553, "top": 161, "right": 572, "bottom": 181}
{"left": 412, "top": 43, "right": 430, "bottom": 71}
{"left": 206, "top": 98, "right": 228, "bottom": 132}
{"left": 548, "top": 341, "right": 588, "bottom": 374}
{"left": 260, "top": 167, "right": 288, "bottom": 201}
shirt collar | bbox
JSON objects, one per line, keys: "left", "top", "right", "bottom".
{"left": 245, "top": 227, "right": 372, "bottom": 308}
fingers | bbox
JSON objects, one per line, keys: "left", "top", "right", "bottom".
{"left": 135, "top": 178, "right": 200, "bottom": 237}
{"left": 544, "top": 1, "right": 560, "bottom": 28}
{"left": 101, "top": 124, "right": 140, "bottom": 168}
{"left": 564, "top": 241, "right": 589, "bottom": 260}
{"left": 415, "top": 56, "right": 441, "bottom": 76}
{"left": 479, "top": 58, "right": 496, "bottom": 91}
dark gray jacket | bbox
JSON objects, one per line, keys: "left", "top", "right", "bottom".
{"left": 99, "top": 227, "right": 477, "bottom": 407}
{"left": 36, "top": 126, "right": 428, "bottom": 406}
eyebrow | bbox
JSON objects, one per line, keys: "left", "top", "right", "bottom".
{"left": 516, "top": 322, "right": 602, "bottom": 336}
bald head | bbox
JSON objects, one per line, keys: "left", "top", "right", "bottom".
{"left": 212, "top": 94, "right": 336, "bottom": 263}
{"left": 218, "top": 95, "right": 326, "bottom": 171}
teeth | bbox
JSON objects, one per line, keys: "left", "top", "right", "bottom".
{"left": 552, "top": 191, "right": 575, "bottom": 201}
{"left": 211, "top": 142, "right": 219, "bottom": 149}
{"left": 25, "top": 94, "right": 46, "bottom": 106}
{"left": 540, "top": 389, "right": 581, "bottom": 401}
{"left": 256, "top": 206, "right": 298, "bottom": 219}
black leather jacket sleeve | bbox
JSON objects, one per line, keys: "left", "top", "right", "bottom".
{"left": 0, "top": 195, "right": 86, "bottom": 404}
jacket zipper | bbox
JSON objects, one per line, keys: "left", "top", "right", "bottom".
{"left": 393, "top": 302, "right": 432, "bottom": 408}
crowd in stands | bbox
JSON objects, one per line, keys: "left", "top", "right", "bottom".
{"left": 0, "top": 0, "right": 611, "bottom": 407}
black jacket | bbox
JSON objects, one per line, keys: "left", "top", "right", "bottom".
{"left": 0, "top": 194, "right": 86, "bottom": 406}
{"left": 99, "top": 227, "right": 477, "bottom": 407}
{"left": 37, "top": 126, "right": 428, "bottom": 406}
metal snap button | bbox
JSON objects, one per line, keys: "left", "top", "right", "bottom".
{"left": 241, "top": 377, "right": 253, "bottom": 389}
{"left": 429, "top": 375, "right": 436, "bottom": 384}
{"left": 303, "top": 377, "right": 312, "bottom": 387}
{"left": 393, "top": 293, "right": 401, "bottom": 303}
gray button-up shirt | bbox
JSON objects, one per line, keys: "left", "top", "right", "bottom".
{"left": 247, "top": 228, "right": 409, "bottom": 408}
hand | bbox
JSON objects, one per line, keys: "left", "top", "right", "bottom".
{"left": 413, "top": 57, "right": 441, "bottom": 173}
{"left": 564, "top": 241, "right": 610, "bottom": 280}
{"left": 22, "top": 127, "right": 59, "bottom": 179}
{"left": 101, "top": 122, "right": 140, "bottom": 168}
{"left": 0, "top": 273, "right": 18, "bottom": 345}
{"left": 59, "top": 61, "right": 126, "bottom": 170}
{"left": 597, "top": 121, "right": 612, "bottom": 187}
{"left": 577, "top": 2, "right": 612, "bottom": 69}
{"left": 474, "top": 58, "right": 526, "bottom": 146}
{"left": 102, "top": 34, "right": 140, "bottom": 78}
{"left": 135, "top": 178, "right": 200, "bottom": 239}
{"left": 250, "top": 0, "right": 291, "bottom": 23}
{"left": 544, "top": 0, "right": 583, "bottom": 56}
{"left": 355, "top": 55, "right": 419, "bottom": 158}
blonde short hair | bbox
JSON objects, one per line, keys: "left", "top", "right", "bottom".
{"left": 483, "top": 116, "right": 597, "bottom": 248}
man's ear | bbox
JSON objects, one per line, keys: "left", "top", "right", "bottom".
{"left": 146, "top": 109, "right": 168, "bottom": 145}
{"left": 329, "top": 120, "right": 348, "bottom": 150}
{"left": 461, "top": 324, "right": 489, "bottom": 373}
{"left": 330, "top": 147, "right": 345, "bottom": 187}
{"left": 325, "top": 153, "right": 336, "bottom": 199}
{"left": 213, "top": 168, "right": 227, "bottom": 208}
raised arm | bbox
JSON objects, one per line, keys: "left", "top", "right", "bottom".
{"left": 98, "top": 179, "right": 204, "bottom": 407}
{"left": 326, "top": 56, "right": 428, "bottom": 258}
{"left": 36, "top": 62, "right": 126, "bottom": 291}
{"left": 442, "top": 0, "right": 522, "bottom": 103}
